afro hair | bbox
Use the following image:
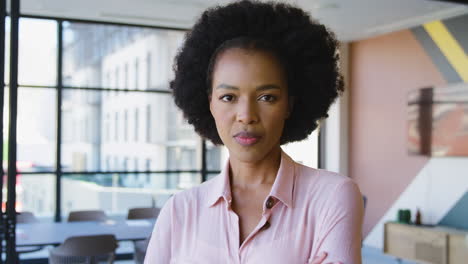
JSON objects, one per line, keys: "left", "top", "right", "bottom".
{"left": 170, "top": 0, "right": 344, "bottom": 145}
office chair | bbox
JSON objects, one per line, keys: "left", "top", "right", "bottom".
{"left": 127, "top": 207, "right": 160, "bottom": 220}
{"left": 67, "top": 210, "right": 108, "bottom": 222}
{"left": 49, "top": 234, "right": 118, "bottom": 264}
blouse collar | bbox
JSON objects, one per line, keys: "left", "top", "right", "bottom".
{"left": 206, "top": 149, "right": 295, "bottom": 209}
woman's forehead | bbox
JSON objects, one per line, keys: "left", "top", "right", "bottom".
{"left": 211, "top": 48, "right": 287, "bottom": 88}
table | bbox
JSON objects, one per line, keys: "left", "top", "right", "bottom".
{"left": 384, "top": 222, "right": 468, "bottom": 264}
{"left": 16, "top": 219, "right": 155, "bottom": 247}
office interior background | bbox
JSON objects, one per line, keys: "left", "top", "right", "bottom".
{"left": 1, "top": 0, "right": 468, "bottom": 263}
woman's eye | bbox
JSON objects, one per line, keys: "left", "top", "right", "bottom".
{"left": 220, "top": 95, "right": 234, "bottom": 102}
{"left": 259, "top": 94, "right": 276, "bottom": 102}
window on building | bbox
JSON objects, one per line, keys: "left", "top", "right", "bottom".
{"left": 146, "top": 104, "right": 151, "bottom": 143}
{"left": 106, "top": 113, "right": 110, "bottom": 142}
{"left": 106, "top": 156, "right": 111, "bottom": 171}
{"left": 207, "top": 144, "right": 221, "bottom": 171}
{"left": 72, "top": 119, "right": 76, "bottom": 141}
{"left": 134, "top": 108, "right": 139, "bottom": 142}
{"left": 105, "top": 72, "right": 110, "bottom": 98}
{"left": 115, "top": 66, "right": 119, "bottom": 89}
{"left": 134, "top": 158, "right": 139, "bottom": 171}
{"left": 106, "top": 72, "right": 111, "bottom": 89}
{"left": 80, "top": 118, "right": 85, "bottom": 142}
{"left": 114, "top": 156, "right": 119, "bottom": 171}
{"left": 123, "top": 157, "right": 128, "bottom": 171}
{"left": 115, "top": 111, "right": 119, "bottom": 141}
{"left": 104, "top": 71, "right": 110, "bottom": 98}
{"left": 135, "top": 58, "right": 139, "bottom": 89}
{"left": 145, "top": 159, "right": 151, "bottom": 183}
{"left": 124, "top": 109, "right": 128, "bottom": 142}
{"left": 84, "top": 115, "right": 89, "bottom": 141}
{"left": 146, "top": 52, "right": 151, "bottom": 89}
{"left": 124, "top": 62, "right": 129, "bottom": 88}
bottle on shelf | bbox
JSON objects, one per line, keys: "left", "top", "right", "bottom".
{"left": 415, "top": 207, "right": 422, "bottom": 226}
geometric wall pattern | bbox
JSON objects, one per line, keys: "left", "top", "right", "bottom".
{"left": 364, "top": 13, "right": 468, "bottom": 249}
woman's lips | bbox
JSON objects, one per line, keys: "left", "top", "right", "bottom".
{"left": 233, "top": 131, "right": 261, "bottom": 146}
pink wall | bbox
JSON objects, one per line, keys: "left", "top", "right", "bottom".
{"left": 349, "top": 30, "right": 446, "bottom": 236}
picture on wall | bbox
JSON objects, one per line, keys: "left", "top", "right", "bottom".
{"left": 408, "top": 83, "right": 468, "bottom": 156}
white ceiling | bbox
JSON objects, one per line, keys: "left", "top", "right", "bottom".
{"left": 19, "top": 0, "right": 468, "bottom": 42}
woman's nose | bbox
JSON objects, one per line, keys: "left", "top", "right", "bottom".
{"left": 236, "top": 100, "right": 259, "bottom": 125}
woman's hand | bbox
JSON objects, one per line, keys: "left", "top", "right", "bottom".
{"left": 309, "top": 252, "right": 343, "bottom": 264}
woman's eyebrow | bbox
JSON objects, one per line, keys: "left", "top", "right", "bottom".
{"left": 256, "top": 84, "right": 281, "bottom": 91}
{"left": 216, "top": 84, "right": 238, "bottom": 90}
{"left": 215, "top": 84, "right": 281, "bottom": 91}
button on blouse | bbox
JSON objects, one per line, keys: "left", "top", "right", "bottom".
{"left": 265, "top": 197, "right": 274, "bottom": 209}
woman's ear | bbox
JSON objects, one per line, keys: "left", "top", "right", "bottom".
{"left": 287, "top": 96, "right": 295, "bottom": 118}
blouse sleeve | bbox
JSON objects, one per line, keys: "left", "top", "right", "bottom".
{"left": 311, "top": 180, "right": 364, "bottom": 264}
{"left": 144, "top": 197, "right": 175, "bottom": 263}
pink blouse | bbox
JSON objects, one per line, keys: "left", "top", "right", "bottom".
{"left": 145, "top": 151, "right": 363, "bottom": 264}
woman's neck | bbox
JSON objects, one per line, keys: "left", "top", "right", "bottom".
{"left": 228, "top": 146, "right": 282, "bottom": 190}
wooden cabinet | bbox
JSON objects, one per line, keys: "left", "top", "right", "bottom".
{"left": 448, "top": 233, "right": 468, "bottom": 264}
{"left": 384, "top": 222, "right": 468, "bottom": 264}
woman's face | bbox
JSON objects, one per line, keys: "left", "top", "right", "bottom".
{"left": 209, "top": 48, "right": 290, "bottom": 163}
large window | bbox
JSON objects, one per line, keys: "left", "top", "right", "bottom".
{"left": 3, "top": 18, "right": 225, "bottom": 221}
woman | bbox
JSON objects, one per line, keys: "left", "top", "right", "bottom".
{"left": 145, "top": 1, "right": 363, "bottom": 263}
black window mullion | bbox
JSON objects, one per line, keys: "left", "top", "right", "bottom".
{"left": 6, "top": 0, "right": 20, "bottom": 262}
{"left": 0, "top": 0, "right": 6, "bottom": 262}
{"left": 55, "top": 20, "right": 63, "bottom": 222}
{"left": 201, "top": 139, "right": 207, "bottom": 182}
